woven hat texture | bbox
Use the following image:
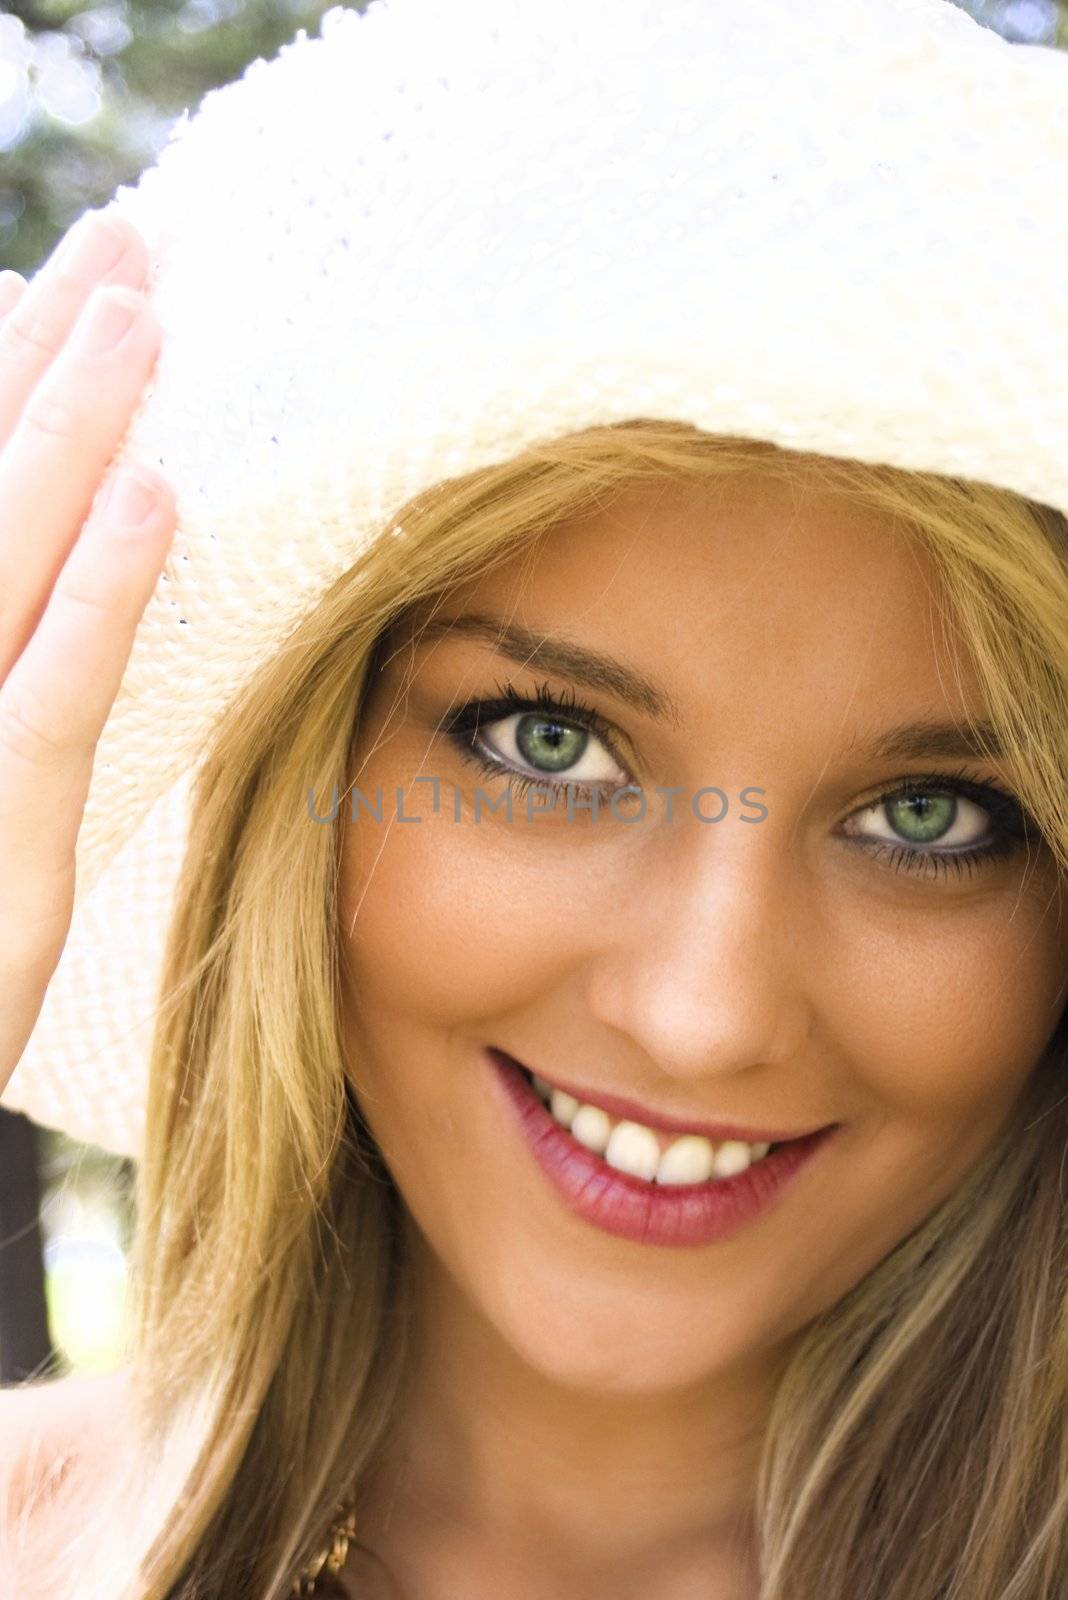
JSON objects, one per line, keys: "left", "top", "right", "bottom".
{"left": 2, "top": 0, "right": 1067, "bottom": 1158}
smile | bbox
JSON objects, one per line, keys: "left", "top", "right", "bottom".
{"left": 487, "top": 1048, "right": 841, "bottom": 1249}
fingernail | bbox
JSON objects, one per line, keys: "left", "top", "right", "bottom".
{"left": 72, "top": 287, "right": 143, "bottom": 355}
{"left": 100, "top": 468, "right": 159, "bottom": 530}
{"left": 0, "top": 270, "right": 25, "bottom": 317}
{"left": 53, "top": 212, "right": 126, "bottom": 280}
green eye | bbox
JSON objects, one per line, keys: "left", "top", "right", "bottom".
{"left": 841, "top": 770, "right": 1037, "bottom": 884}
{"left": 514, "top": 715, "right": 589, "bottom": 773}
{"left": 441, "top": 680, "right": 631, "bottom": 800}
{"left": 883, "top": 792, "right": 957, "bottom": 845}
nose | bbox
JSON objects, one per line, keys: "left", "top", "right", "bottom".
{"left": 582, "top": 822, "right": 814, "bottom": 1087}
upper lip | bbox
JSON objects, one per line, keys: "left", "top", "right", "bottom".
{"left": 494, "top": 1050, "right": 835, "bottom": 1146}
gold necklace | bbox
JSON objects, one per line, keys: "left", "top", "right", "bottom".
{"left": 290, "top": 1497, "right": 360, "bottom": 1597}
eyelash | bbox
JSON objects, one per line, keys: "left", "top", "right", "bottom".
{"left": 439, "top": 679, "right": 1039, "bottom": 883}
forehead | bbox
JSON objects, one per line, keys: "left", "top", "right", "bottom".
{"left": 420, "top": 472, "right": 988, "bottom": 759}
{"left": 455, "top": 469, "right": 925, "bottom": 590}
{"left": 448, "top": 471, "right": 959, "bottom": 657}
{"left": 558, "top": 468, "right": 915, "bottom": 566}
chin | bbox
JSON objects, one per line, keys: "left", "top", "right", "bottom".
{"left": 477, "top": 1249, "right": 774, "bottom": 1399}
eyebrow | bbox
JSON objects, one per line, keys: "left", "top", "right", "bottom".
{"left": 842, "top": 718, "right": 1005, "bottom": 763}
{"left": 406, "top": 611, "right": 1005, "bottom": 761}
{"left": 409, "top": 611, "right": 681, "bottom": 726}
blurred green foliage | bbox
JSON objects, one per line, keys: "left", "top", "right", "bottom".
{"left": 37, "top": 1128, "right": 135, "bottom": 1372}
{"left": 0, "top": 0, "right": 368, "bottom": 276}
{"left": 952, "top": 0, "right": 1068, "bottom": 43}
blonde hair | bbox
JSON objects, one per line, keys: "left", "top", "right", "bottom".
{"left": 10, "top": 421, "right": 1068, "bottom": 1598}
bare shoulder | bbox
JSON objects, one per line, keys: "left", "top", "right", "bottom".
{"left": 0, "top": 1366, "right": 131, "bottom": 1522}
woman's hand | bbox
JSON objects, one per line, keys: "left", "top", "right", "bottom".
{"left": 0, "top": 211, "right": 176, "bottom": 1103}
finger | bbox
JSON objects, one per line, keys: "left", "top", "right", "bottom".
{"left": 0, "top": 462, "right": 175, "bottom": 913}
{"left": 0, "top": 212, "right": 149, "bottom": 450}
{"left": 0, "top": 285, "right": 162, "bottom": 681}
{"left": 0, "top": 272, "right": 26, "bottom": 324}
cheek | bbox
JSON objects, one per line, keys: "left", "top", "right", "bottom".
{"left": 824, "top": 881, "right": 1068, "bottom": 1144}
{"left": 338, "top": 806, "right": 602, "bottom": 1028}
{"left": 746, "top": 888, "right": 1068, "bottom": 1343}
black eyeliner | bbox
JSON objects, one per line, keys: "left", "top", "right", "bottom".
{"left": 437, "top": 684, "right": 1043, "bottom": 879}
{"left": 439, "top": 677, "right": 630, "bottom": 772}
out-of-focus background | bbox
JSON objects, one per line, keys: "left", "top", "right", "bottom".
{"left": 0, "top": 0, "right": 1066, "bottom": 1385}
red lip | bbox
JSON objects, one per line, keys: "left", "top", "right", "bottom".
{"left": 488, "top": 1048, "right": 831, "bottom": 1146}
{"left": 488, "top": 1048, "right": 840, "bottom": 1249}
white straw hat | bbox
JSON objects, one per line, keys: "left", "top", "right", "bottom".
{"left": 2, "top": 0, "right": 1067, "bottom": 1160}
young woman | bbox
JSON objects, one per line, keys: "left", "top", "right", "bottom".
{"left": 1, "top": 3, "right": 1067, "bottom": 1597}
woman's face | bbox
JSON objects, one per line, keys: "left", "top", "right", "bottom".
{"left": 337, "top": 470, "right": 1068, "bottom": 1396}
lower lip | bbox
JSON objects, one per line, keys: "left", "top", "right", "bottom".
{"left": 488, "top": 1048, "right": 840, "bottom": 1249}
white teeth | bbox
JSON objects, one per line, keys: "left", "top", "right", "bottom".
{"left": 655, "top": 1135, "right": 715, "bottom": 1185}
{"left": 570, "top": 1103, "right": 612, "bottom": 1154}
{"left": 710, "top": 1140, "right": 755, "bottom": 1179}
{"left": 531, "top": 1073, "right": 775, "bottom": 1185}
{"left": 550, "top": 1088, "right": 580, "bottom": 1125}
{"left": 604, "top": 1121, "right": 661, "bottom": 1181}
